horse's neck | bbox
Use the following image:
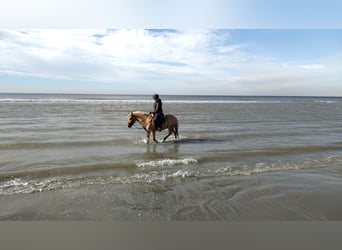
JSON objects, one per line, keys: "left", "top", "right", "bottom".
{"left": 134, "top": 112, "right": 150, "bottom": 126}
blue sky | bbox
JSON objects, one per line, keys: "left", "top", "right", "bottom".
{"left": 0, "top": 1, "right": 341, "bottom": 96}
{"left": 1, "top": 0, "right": 342, "bottom": 28}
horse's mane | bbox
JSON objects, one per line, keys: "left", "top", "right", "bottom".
{"left": 133, "top": 111, "right": 150, "bottom": 117}
{"left": 132, "top": 111, "right": 150, "bottom": 117}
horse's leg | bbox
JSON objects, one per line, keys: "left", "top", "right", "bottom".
{"left": 171, "top": 127, "right": 176, "bottom": 139}
{"left": 152, "top": 130, "right": 158, "bottom": 143}
{"left": 171, "top": 125, "right": 178, "bottom": 139}
{"left": 162, "top": 128, "right": 172, "bottom": 142}
{"left": 146, "top": 131, "right": 150, "bottom": 144}
{"left": 163, "top": 127, "right": 172, "bottom": 142}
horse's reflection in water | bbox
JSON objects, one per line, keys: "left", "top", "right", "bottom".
{"left": 146, "top": 140, "right": 180, "bottom": 155}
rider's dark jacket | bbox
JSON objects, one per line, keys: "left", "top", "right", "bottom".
{"left": 153, "top": 98, "right": 163, "bottom": 114}
{"left": 153, "top": 98, "right": 164, "bottom": 128}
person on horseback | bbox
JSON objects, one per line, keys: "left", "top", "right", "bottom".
{"left": 152, "top": 94, "right": 164, "bottom": 131}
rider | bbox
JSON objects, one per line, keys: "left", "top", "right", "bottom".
{"left": 152, "top": 94, "right": 164, "bottom": 131}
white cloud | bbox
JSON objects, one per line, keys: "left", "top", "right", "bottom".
{"left": 0, "top": 29, "right": 341, "bottom": 95}
{"left": 297, "top": 64, "right": 325, "bottom": 70}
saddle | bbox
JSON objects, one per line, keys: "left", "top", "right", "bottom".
{"left": 152, "top": 112, "right": 164, "bottom": 129}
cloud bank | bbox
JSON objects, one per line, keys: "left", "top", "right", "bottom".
{"left": 0, "top": 29, "right": 341, "bottom": 95}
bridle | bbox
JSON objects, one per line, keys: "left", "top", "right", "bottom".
{"left": 128, "top": 112, "right": 146, "bottom": 130}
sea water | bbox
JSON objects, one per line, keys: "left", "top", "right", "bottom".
{"left": 0, "top": 94, "right": 342, "bottom": 220}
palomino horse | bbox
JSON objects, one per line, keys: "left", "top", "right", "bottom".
{"left": 127, "top": 111, "right": 178, "bottom": 143}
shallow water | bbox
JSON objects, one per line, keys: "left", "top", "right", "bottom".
{"left": 0, "top": 94, "right": 342, "bottom": 220}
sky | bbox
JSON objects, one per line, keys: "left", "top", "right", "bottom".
{"left": 0, "top": 1, "right": 341, "bottom": 96}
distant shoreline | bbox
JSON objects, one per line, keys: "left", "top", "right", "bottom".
{"left": 1, "top": 92, "right": 341, "bottom": 99}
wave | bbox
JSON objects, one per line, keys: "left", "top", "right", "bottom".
{"left": 0, "top": 176, "right": 118, "bottom": 195}
{"left": 131, "top": 154, "right": 342, "bottom": 183}
{"left": 0, "top": 98, "right": 300, "bottom": 105}
{"left": 0, "top": 98, "right": 152, "bottom": 104}
{"left": 0, "top": 170, "right": 195, "bottom": 195}
{"left": 136, "top": 158, "right": 198, "bottom": 168}
{"left": 314, "top": 100, "right": 338, "bottom": 104}
{"left": 197, "top": 145, "right": 342, "bottom": 163}
{"left": 1, "top": 154, "right": 342, "bottom": 196}
{"left": 165, "top": 100, "right": 285, "bottom": 104}
{"left": 1, "top": 94, "right": 341, "bottom": 105}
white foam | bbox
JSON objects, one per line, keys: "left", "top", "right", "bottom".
{"left": 164, "top": 100, "right": 283, "bottom": 104}
{"left": 0, "top": 178, "right": 55, "bottom": 195}
{"left": 133, "top": 138, "right": 149, "bottom": 145}
{"left": 327, "top": 155, "right": 342, "bottom": 163}
{"left": 207, "top": 161, "right": 322, "bottom": 178}
{"left": 131, "top": 172, "right": 167, "bottom": 183}
{"left": 315, "top": 100, "right": 337, "bottom": 104}
{"left": 0, "top": 178, "right": 29, "bottom": 188}
{"left": 136, "top": 158, "right": 198, "bottom": 168}
{"left": 0, "top": 99, "right": 152, "bottom": 104}
{"left": 130, "top": 169, "right": 197, "bottom": 183}
{"left": 2, "top": 154, "right": 340, "bottom": 195}
{"left": 0, "top": 176, "right": 115, "bottom": 195}
{"left": 169, "top": 170, "right": 193, "bottom": 178}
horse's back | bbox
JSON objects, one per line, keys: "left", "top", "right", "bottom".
{"left": 165, "top": 114, "right": 178, "bottom": 124}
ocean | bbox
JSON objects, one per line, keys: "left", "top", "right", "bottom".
{"left": 0, "top": 93, "right": 341, "bottom": 220}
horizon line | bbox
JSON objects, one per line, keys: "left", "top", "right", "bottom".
{"left": 0, "top": 92, "right": 341, "bottom": 98}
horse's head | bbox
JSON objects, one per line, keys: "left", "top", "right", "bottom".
{"left": 127, "top": 112, "right": 136, "bottom": 128}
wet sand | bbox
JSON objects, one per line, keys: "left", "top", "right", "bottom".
{"left": 1, "top": 166, "right": 341, "bottom": 221}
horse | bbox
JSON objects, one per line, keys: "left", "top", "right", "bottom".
{"left": 127, "top": 111, "right": 178, "bottom": 144}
